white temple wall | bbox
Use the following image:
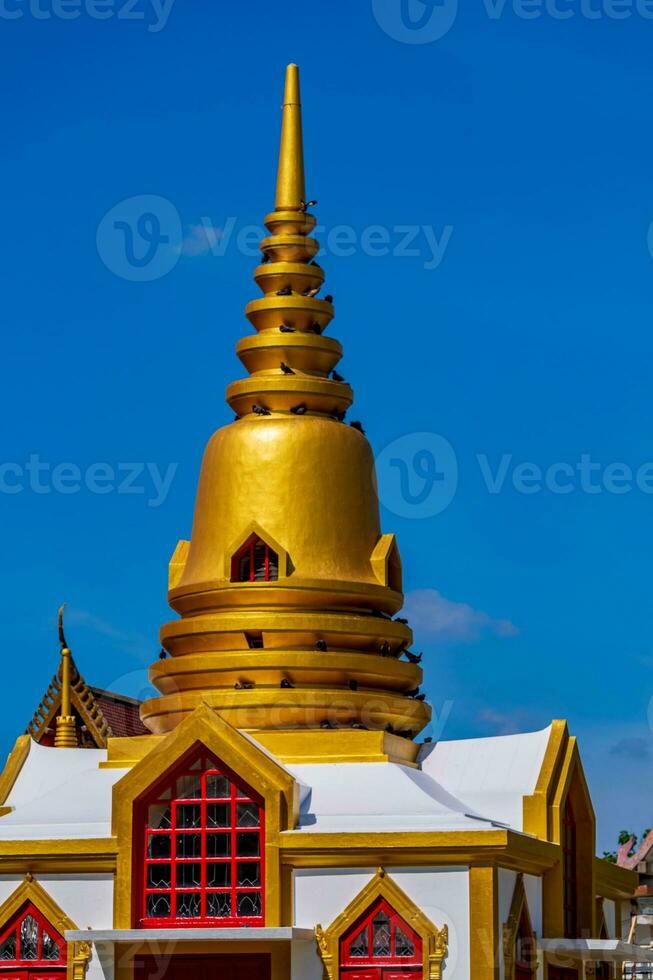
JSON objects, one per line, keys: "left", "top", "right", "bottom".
{"left": 497, "top": 868, "right": 543, "bottom": 980}
{"left": 603, "top": 898, "right": 616, "bottom": 938}
{"left": 293, "top": 865, "right": 470, "bottom": 979}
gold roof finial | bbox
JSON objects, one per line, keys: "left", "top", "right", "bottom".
{"left": 275, "top": 64, "right": 306, "bottom": 211}
{"left": 54, "top": 604, "right": 78, "bottom": 748}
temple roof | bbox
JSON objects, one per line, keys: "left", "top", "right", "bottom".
{"left": 26, "top": 655, "right": 148, "bottom": 748}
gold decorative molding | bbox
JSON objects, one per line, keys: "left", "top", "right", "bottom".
{"left": 111, "top": 702, "right": 297, "bottom": 929}
{"left": 0, "top": 734, "right": 31, "bottom": 811}
{"left": 0, "top": 873, "right": 78, "bottom": 938}
{"left": 27, "top": 655, "right": 112, "bottom": 748}
{"left": 502, "top": 874, "right": 535, "bottom": 980}
{"left": 315, "top": 867, "right": 448, "bottom": 980}
{"left": 69, "top": 940, "right": 93, "bottom": 980}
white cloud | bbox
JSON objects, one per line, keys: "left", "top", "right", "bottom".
{"left": 402, "top": 589, "right": 519, "bottom": 645}
{"left": 178, "top": 221, "right": 223, "bottom": 257}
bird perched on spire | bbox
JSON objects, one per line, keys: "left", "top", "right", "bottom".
{"left": 302, "top": 286, "right": 321, "bottom": 298}
{"left": 299, "top": 199, "right": 318, "bottom": 212}
{"left": 280, "top": 324, "right": 295, "bottom": 333}
{"left": 405, "top": 650, "right": 423, "bottom": 665}
{"left": 316, "top": 639, "right": 328, "bottom": 652}
{"left": 280, "top": 362, "right": 295, "bottom": 375}
{"left": 324, "top": 294, "right": 334, "bottom": 304}
{"left": 291, "top": 404, "right": 307, "bottom": 415}
{"left": 331, "top": 369, "right": 345, "bottom": 382}
{"left": 159, "top": 649, "right": 168, "bottom": 660}
{"left": 280, "top": 678, "right": 294, "bottom": 689}
{"left": 276, "top": 285, "right": 292, "bottom": 296}
{"left": 350, "top": 421, "right": 365, "bottom": 434}
{"left": 253, "top": 404, "right": 271, "bottom": 416}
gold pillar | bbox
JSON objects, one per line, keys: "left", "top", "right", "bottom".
{"left": 55, "top": 606, "right": 78, "bottom": 748}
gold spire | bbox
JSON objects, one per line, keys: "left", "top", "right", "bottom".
{"left": 143, "top": 66, "right": 431, "bottom": 745}
{"left": 275, "top": 64, "right": 305, "bottom": 211}
{"left": 54, "top": 604, "right": 78, "bottom": 748}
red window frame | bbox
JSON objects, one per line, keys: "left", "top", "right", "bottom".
{"left": 0, "top": 903, "right": 66, "bottom": 970}
{"left": 137, "top": 750, "right": 265, "bottom": 928}
{"left": 562, "top": 796, "right": 578, "bottom": 938}
{"left": 340, "top": 898, "right": 422, "bottom": 973}
{"left": 515, "top": 906, "right": 536, "bottom": 979}
{"left": 231, "top": 536, "right": 278, "bottom": 583}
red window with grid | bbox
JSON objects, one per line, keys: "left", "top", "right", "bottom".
{"left": 562, "top": 796, "right": 578, "bottom": 938}
{"left": 515, "top": 906, "right": 536, "bottom": 980}
{"left": 231, "top": 535, "right": 279, "bottom": 583}
{"left": 0, "top": 902, "right": 66, "bottom": 976}
{"left": 340, "top": 898, "right": 422, "bottom": 979}
{"left": 138, "top": 751, "right": 265, "bottom": 927}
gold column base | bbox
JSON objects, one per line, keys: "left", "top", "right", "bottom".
{"left": 54, "top": 716, "right": 78, "bottom": 748}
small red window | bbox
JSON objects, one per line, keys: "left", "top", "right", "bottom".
{"left": 0, "top": 903, "right": 66, "bottom": 970}
{"left": 138, "top": 751, "right": 265, "bottom": 928}
{"left": 231, "top": 536, "right": 279, "bottom": 583}
{"left": 340, "top": 898, "right": 422, "bottom": 976}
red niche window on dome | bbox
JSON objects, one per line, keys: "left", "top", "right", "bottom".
{"left": 138, "top": 752, "right": 265, "bottom": 927}
{"left": 340, "top": 897, "right": 423, "bottom": 977}
{"left": 231, "top": 535, "right": 279, "bottom": 583}
{"left": 0, "top": 902, "right": 66, "bottom": 973}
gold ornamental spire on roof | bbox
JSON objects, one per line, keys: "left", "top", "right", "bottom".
{"left": 54, "top": 605, "right": 78, "bottom": 748}
{"left": 145, "top": 65, "right": 432, "bottom": 745}
{"left": 275, "top": 64, "right": 305, "bottom": 210}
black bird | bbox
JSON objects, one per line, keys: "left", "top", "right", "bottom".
{"left": 379, "top": 641, "right": 391, "bottom": 657}
{"left": 320, "top": 719, "right": 336, "bottom": 730}
{"left": 280, "top": 362, "right": 295, "bottom": 375}
{"left": 331, "top": 369, "right": 345, "bottom": 382}
{"left": 385, "top": 723, "right": 395, "bottom": 734}
{"left": 280, "top": 324, "right": 295, "bottom": 333}
{"left": 309, "top": 260, "right": 323, "bottom": 269}
{"left": 235, "top": 681, "right": 255, "bottom": 690}
{"left": 291, "top": 404, "right": 307, "bottom": 415}
{"left": 405, "top": 650, "right": 423, "bottom": 665}
{"left": 276, "top": 285, "right": 292, "bottom": 296}
{"left": 299, "top": 199, "right": 318, "bottom": 212}
{"left": 413, "top": 693, "right": 427, "bottom": 702}
{"left": 395, "top": 617, "right": 409, "bottom": 625}
{"left": 334, "top": 410, "right": 347, "bottom": 422}
{"left": 309, "top": 322, "right": 323, "bottom": 334}
{"left": 424, "top": 737, "right": 433, "bottom": 744}
{"left": 349, "top": 680, "right": 359, "bottom": 692}
{"left": 405, "top": 688, "right": 421, "bottom": 698}
{"left": 302, "top": 286, "right": 321, "bottom": 298}
{"left": 261, "top": 253, "right": 271, "bottom": 264}
{"left": 350, "top": 421, "right": 366, "bottom": 434}
{"left": 396, "top": 730, "right": 412, "bottom": 740}
{"left": 316, "top": 639, "right": 328, "bottom": 652}
{"left": 280, "top": 678, "right": 294, "bottom": 689}
{"left": 159, "top": 648, "right": 168, "bottom": 660}
{"left": 324, "top": 294, "right": 334, "bottom": 304}
{"left": 351, "top": 722, "right": 367, "bottom": 730}
{"left": 253, "top": 404, "right": 271, "bottom": 416}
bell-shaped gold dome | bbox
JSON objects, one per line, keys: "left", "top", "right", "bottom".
{"left": 141, "top": 65, "right": 431, "bottom": 740}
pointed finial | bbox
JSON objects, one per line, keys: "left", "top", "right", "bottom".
{"left": 55, "top": 604, "right": 78, "bottom": 748}
{"left": 275, "top": 64, "right": 306, "bottom": 211}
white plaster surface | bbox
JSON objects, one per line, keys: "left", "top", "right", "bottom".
{"left": 0, "top": 740, "right": 127, "bottom": 839}
{"left": 293, "top": 866, "right": 469, "bottom": 979}
{"left": 421, "top": 725, "right": 552, "bottom": 831}
{"left": 604, "top": 898, "right": 616, "bottom": 938}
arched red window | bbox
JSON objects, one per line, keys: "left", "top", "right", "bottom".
{"left": 562, "top": 796, "right": 578, "bottom": 938}
{"left": 231, "top": 535, "right": 279, "bottom": 583}
{"left": 515, "top": 906, "right": 536, "bottom": 980}
{"left": 0, "top": 903, "right": 66, "bottom": 972}
{"left": 340, "top": 897, "right": 422, "bottom": 977}
{"left": 138, "top": 751, "right": 265, "bottom": 927}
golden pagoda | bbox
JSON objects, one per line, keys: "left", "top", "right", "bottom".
{"left": 0, "top": 64, "right": 642, "bottom": 980}
{"left": 143, "top": 64, "right": 431, "bottom": 744}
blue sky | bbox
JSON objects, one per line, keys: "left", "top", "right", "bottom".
{"left": 2, "top": 0, "right": 653, "bottom": 852}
